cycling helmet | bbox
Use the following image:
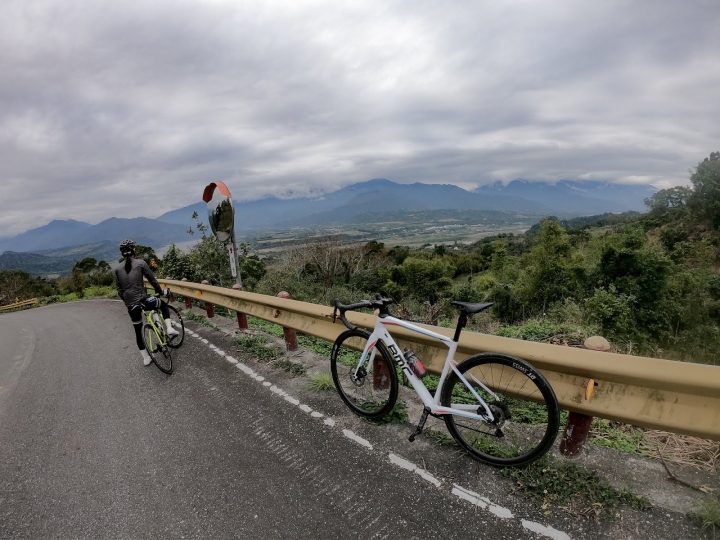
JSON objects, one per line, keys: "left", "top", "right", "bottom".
{"left": 119, "top": 239, "right": 136, "bottom": 257}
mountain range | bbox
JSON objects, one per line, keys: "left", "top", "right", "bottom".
{"left": 0, "top": 178, "right": 656, "bottom": 275}
{"left": 156, "top": 178, "right": 656, "bottom": 231}
{"left": 0, "top": 241, "right": 121, "bottom": 276}
{"left": 0, "top": 218, "right": 189, "bottom": 254}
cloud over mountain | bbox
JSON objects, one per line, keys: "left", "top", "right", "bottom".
{"left": 1, "top": 1, "right": 718, "bottom": 235}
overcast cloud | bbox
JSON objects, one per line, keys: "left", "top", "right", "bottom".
{"left": 1, "top": 0, "right": 719, "bottom": 235}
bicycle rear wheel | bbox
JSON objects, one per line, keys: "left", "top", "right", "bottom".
{"left": 141, "top": 322, "right": 173, "bottom": 374}
{"left": 440, "top": 353, "right": 559, "bottom": 467}
{"left": 330, "top": 329, "right": 398, "bottom": 419}
{"left": 166, "top": 305, "right": 185, "bottom": 349}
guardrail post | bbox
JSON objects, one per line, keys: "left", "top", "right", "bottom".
{"left": 276, "top": 291, "right": 298, "bottom": 351}
{"left": 181, "top": 278, "right": 192, "bottom": 310}
{"left": 232, "top": 284, "right": 249, "bottom": 330}
{"left": 559, "top": 336, "right": 610, "bottom": 457}
{"left": 201, "top": 280, "right": 215, "bottom": 318}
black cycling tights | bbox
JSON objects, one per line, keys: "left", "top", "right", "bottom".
{"left": 127, "top": 297, "right": 170, "bottom": 350}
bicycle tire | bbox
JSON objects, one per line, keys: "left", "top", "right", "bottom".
{"left": 166, "top": 304, "right": 185, "bottom": 349}
{"left": 330, "top": 328, "right": 399, "bottom": 419}
{"left": 440, "top": 352, "right": 559, "bottom": 467}
{"left": 141, "top": 322, "right": 173, "bottom": 374}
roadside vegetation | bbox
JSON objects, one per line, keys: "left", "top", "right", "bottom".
{"left": 3, "top": 153, "right": 718, "bottom": 528}
{"left": 699, "top": 497, "right": 720, "bottom": 539}
{"left": 156, "top": 152, "right": 720, "bottom": 365}
{"left": 502, "top": 456, "right": 651, "bottom": 520}
{"left": 5, "top": 152, "right": 719, "bottom": 367}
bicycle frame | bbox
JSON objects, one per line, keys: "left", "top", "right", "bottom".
{"left": 143, "top": 308, "right": 167, "bottom": 346}
{"left": 355, "top": 315, "right": 500, "bottom": 422}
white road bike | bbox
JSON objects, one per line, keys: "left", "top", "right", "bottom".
{"left": 331, "top": 296, "right": 560, "bottom": 467}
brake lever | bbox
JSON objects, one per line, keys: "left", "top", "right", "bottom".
{"left": 332, "top": 307, "right": 338, "bottom": 324}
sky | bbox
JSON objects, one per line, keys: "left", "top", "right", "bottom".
{"left": 1, "top": 0, "right": 719, "bottom": 236}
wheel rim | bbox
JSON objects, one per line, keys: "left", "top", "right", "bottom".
{"left": 144, "top": 325, "right": 159, "bottom": 355}
{"left": 443, "top": 359, "right": 558, "bottom": 465}
{"left": 154, "top": 346, "right": 173, "bottom": 373}
{"left": 332, "top": 332, "right": 396, "bottom": 417}
{"left": 167, "top": 306, "right": 185, "bottom": 349}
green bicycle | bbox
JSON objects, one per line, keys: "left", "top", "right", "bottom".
{"left": 141, "top": 293, "right": 185, "bottom": 374}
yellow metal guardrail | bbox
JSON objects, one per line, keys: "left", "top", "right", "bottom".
{"left": 0, "top": 298, "right": 38, "bottom": 312}
{"left": 159, "top": 279, "right": 720, "bottom": 441}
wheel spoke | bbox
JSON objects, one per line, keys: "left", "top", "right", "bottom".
{"left": 441, "top": 354, "right": 559, "bottom": 467}
{"left": 331, "top": 329, "right": 398, "bottom": 419}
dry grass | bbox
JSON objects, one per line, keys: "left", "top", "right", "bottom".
{"left": 640, "top": 431, "right": 720, "bottom": 472}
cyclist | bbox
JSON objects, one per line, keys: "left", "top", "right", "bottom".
{"left": 114, "top": 239, "right": 178, "bottom": 366}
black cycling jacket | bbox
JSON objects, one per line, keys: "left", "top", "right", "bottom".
{"left": 114, "top": 258, "right": 162, "bottom": 307}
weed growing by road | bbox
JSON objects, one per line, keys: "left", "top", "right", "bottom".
{"left": 246, "top": 315, "right": 285, "bottom": 338}
{"left": 502, "top": 456, "right": 650, "bottom": 520}
{"left": 363, "top": 400, "right": 409, "bottom": 425}
{"left": 235, "top": 334, "right": 304, "bottom": 374}
{"left": 185, "top": 311, "right": 222, "bottom": 331}
{"left": 274, "top": 358, "right": 307, "bottom": 376}
{"left": 297, "top": 334, "right": 334, "bottom": 357}
{"left": 425, "top": 428, "right": 456, "bottom": 446}
{"left": 589, "top": 420, "right": 648, "bottom": 455}
{"left": 236, "top": 335, "right": 281, "bottom": 362}
{"left": 699, "top": 498, "right": 720, "bottom": 539}
{"left": 308, "top": 374, "right": 334, "bottom": 392}
{"left": 701, "top": 500, "right": 720, "bottom": 538}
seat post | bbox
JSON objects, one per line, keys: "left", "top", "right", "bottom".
{"left": 453, "top": 311, "right": 468, "bottom": 342}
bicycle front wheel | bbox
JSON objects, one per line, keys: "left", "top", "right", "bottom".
{"left": 141, "top": 323, "right": 173, "bottom": 374}
{"left": 166, "top": 305, "right": 185, "bottom": 349}
{"left": 440, "top": 353, "right": 559, "bottom": 467}
{"left": 330, "top": 329, "right": 399, "bottom": 419}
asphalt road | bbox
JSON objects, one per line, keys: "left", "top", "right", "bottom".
{"left": 0, "top": 300, "right": 697, "bottom": 539}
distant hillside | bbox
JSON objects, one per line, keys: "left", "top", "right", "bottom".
{"left": 0, "top": 218, "right": 190, "bottom": 255}
{"left": 0, "top": 241, "right": 121, "bottom": 276}
{"left": 476, "top": 180, "right": 655, "bottom": 214}
{"left": 0, "top": 220, "right": 92, "bottom": 253}
{"left": 4, "top": 178, "right": 655, "bottom": 257}
{"left": 277, "top": 182, "right": 546, "bottom": 226}
{"left": 159, "top": 178, "right": 654, "bottom": 231}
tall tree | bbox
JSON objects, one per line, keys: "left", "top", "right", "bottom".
{"left": 687, "top": 151, "right": 720, "bottom": 228}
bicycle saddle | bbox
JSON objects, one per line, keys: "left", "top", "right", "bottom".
{"left": 451, "top": 301, "right": 494, "bottom": 314}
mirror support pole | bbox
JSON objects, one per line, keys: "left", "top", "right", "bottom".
{"left": 230, "top": 229, "right": 243, "bottom": 289}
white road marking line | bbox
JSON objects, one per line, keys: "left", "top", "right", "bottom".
{"left": 451, "top": 485, "right": 487, "bottom": 509}
{"left": 415, "top": 469, "right": 442, "bottom": 487}
{"left": 521, "top": 520, "right": 573, "bottom": 540}
{"left": 451, "top": 484, "right": 513, "bottom": 519}
{"left": 388, "top": 454, "right": 442, "bottom": 487}
{"left": 388, "top": 453, "right": 416, "bottom": 471}
{"left": 193, "top": 325, "right": 573, "bottom": 540}
{"left": 342, "top": 429, "right": 373, "bottom": 450}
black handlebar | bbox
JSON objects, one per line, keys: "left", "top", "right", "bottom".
{"left": 151, "top": 287, "right": 170, "bottom": 299}
{"left": 332, "top": 296, "right": 394, "bottom": 330}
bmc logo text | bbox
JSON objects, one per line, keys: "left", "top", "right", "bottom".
{"left": 387, "top": 344, "right": 408, "bottom": 369}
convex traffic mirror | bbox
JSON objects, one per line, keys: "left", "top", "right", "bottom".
{"left": 202, "top": 181, "right": 242, "bottom": 287}
{"left": 203, "top": 182, "right": 234, "bottom": 242}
